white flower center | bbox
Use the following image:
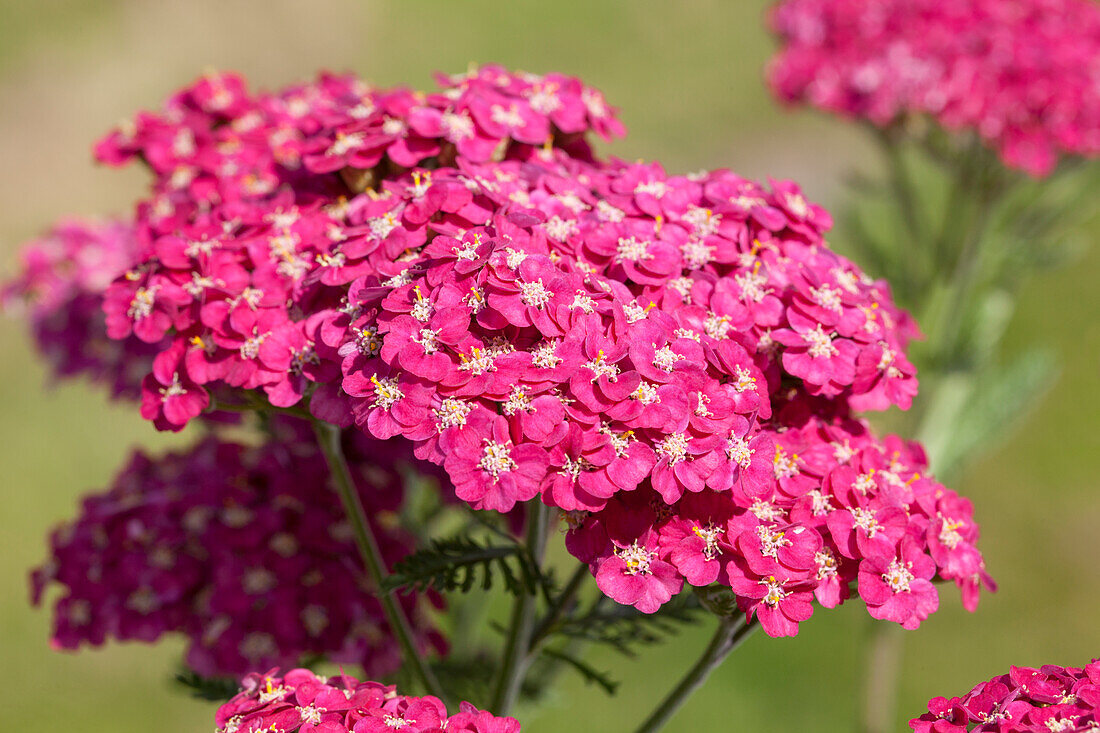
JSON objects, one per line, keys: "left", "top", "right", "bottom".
{"left": 435, "top": 398, "right": 473, "bottom": 429}
{"left": 584, "top": 351, "right": 620, "bottom": 381}
{"left": 632, "top": 382, "right": 660, "bottom": 405}
{"left": 544, "top": 216, "right": 579, "bottom": 242}
{"left": 735, "top": 270, "right": 769, "bottom": 303}
{"left": 726, "top": 436, "right": 754, "bottom": 468}
{"left": 503, "top": 385, "right": 533, "bottom": 415}
{"left": 519, "top": 279, "right": 553, "bottom": 308}
{"left": 883, "top": 559, "right": 915, "bottom": 593}
{"left": 531, "top": 340, "right": 563, "bottom": 369}
{"left": 760, "top": 576, "right": 788, "bottom": 607}
{"left": 773, "top": 448, "right": 799, "bottom": 479}
{"left": 370, "top": 376, "right": 404, "bottom": 410}
{"left": 656, "top": 432, "right": 690, "bottom": 465}
{"left": 732, "top": 365, "right": 757, "bottom": 393}
{"left": 327, "top": 131, "right": 365, "bottom": 156}
{"left": 653, "top": 345, "right": 683, "bottom": 373}
{"left": 681, "top": 239, "right": 715, "bottom": 269}
{"left": 479, "top": 440, "right": 517, "bottom": 478}
{"left": 491, "top": 104, "right": 525, "bottom": 129}
{"left": 815, "top": 548, "right": 838, "bottom": 580}
{"left": 442, "top": 110, "right": 474, "bottom": 141}
{"left": 805, "top": 324, "right": 839, "bottom": 358}
{"left": 128, "top": 286, "right": 158, "bottom": 320}
{"left": 851, "top": 507, "right": 882, "bottom": 537}
{"left": 634, "top": 180, "right": 668, "bottom": 198}
{"left": 692, "top": 524, "right": 723, "bottom": 560}
{"left": 616, "top": 236, "right": 652, "bottom": 262}
{"left": 757, "top": 525, "right": 792, "bottom": 559}
{"left": 414, "top": 327, "right": 440, "bottom": 354}
{"left": 616, "top": 542, "right": 653, "bottom": 575}
{"left": 811, "top": 284, "right": 843, "bottom": 313}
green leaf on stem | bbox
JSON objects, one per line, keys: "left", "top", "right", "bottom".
{"left": 383, "top": 534, "right": 545, "bottom": 596}
{"left": 554, "top": 593, "right": 702, "bottom": 657}
{"left": 934, "top": 348, "right": 1058, "bottom": 479}
{"left": 173, "top": 668, "right": 241, "bottom": 701}
{"left": 537, "top": 646, "right": 619, "bottom": 696}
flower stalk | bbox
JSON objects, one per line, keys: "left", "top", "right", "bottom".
{"left": 633, "top": 615, "right": 757, "bottom": 733}
{"left": 311, "top": 419, "right": 448, "bottom": 703}
{"left": 491, "top": 500, "right": 551, "bottom": 714}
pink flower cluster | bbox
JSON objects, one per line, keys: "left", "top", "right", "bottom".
{"left": 58, "top": 64, "right": 985, "bottom": 635}
{"left": 568, "top": 405, "right": 992, "bottom": 635}
{"left": 2, "top": 219, "right": 159, "bottom": 398}
{"left": 216, "top": 669, "right": 519, "bottom": 733}
{"left": 911, "top": 658, "right": 1100, "bottom": 732}
{"left": 767, "top": 0, "right": 1100, "bottom": 176}
{"left": 31, "top": 425, "right": 443, "bottom": 678}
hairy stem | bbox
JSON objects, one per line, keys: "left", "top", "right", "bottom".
{"left": 311, "top": 420, "right": 448, "bottom": 703}
{"left": 633, "top": 615, "right": 757, "bottom": 733}
{"left": 491, "top": 500, "right": 551, "bottom": 714}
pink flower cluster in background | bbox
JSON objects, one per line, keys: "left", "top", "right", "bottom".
{"left": 31, "top": 422, "right": 443, "bottom": 678}
{"left": 216, "top": 669, "right": 520, "bottom": 733}
{"left": 4, "top": 64, "right": 990, "bottom": 639}
{"left": 910, "top": 658, "right": 1100, "bottom": 732}
{"left": 1, "top": 220, "right": 158, "bottom": 398}
{"left": 767, "top": 0, "right": 1100, "bottom": 176}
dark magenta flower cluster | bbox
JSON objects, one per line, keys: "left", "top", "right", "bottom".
{"left": 216, "top": 669, "right": 520, "bottom": 733}
{"left": 911, "top": 658, "right": 1100, "bottom": 732}
{"left": 6, "top": 64, "right": 990, "bottom": 641}
{"left": 767, "top": 0, "right": 1100, "bottom": 176}
{"left": 1, "top": 219, "right": 157, "bottom": 398}
{"left": 30, "top": 425, "right": 443, "bottom": 678}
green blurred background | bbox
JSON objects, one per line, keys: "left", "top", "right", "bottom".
{"left": 1, "top": 2, "right": 1098, "bottom": 731}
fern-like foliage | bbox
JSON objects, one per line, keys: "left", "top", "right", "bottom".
{"left": 384, "top": 534, "right": 545, "bottom": 595}
{"left": 554, "top": 593, "right": 703, "bottom": 656}
{"left": 174, "top": 668, "right": 241, "bottom": 701}
{"left": 537, "top": 646, "right": 619, "bottom": 696}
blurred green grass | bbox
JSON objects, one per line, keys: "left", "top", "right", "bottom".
{"left": 0, "top": 2, "right": 1097, "bottom": 731}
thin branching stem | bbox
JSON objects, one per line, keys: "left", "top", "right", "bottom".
{"left": 528, "top": 561, "right": 589, "bottom": 651}
{"left": 311, "top": 419, "right": 448, "bottom": 703}
{"left": 491, "top": 501, "right": 550, "bottom": 714}
{"left": 632, "top": 615, "right": 757, "bottom": 733}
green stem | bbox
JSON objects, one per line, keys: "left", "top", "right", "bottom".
{"left": 632, "top": 616, "right": 757, "bottom": 733}
{"left": 860, "top": 622, "right": 906, "bottom": 733}
{"left": 311, "top": 420, "right": 448, "bottom": 703}
{"left": 875, "top": 128, "right": 928, "bottom": 245}
{"left": 490, "top": 501, "right": 550, "bottom": 714}
{"left": 528, "top": 561, "right": 589, "bottom": 650}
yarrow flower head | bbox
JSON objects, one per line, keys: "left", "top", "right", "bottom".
{"left": 215, "top": 669, "right": 521, "bottom": 733}
{"left": 7, "top": 63, "right": 988, "bottom": 641}
{"left": 2, "top": 220, "right": 159, "bottom": 398}
{"left": 767, "top": 0, "right": 1100, "bottom": 176}
{"left": 31, "top": 422, "right": 444, "bottom": 678}
{"left": 910, "top": 657, "right": 1100, "bottom": 732}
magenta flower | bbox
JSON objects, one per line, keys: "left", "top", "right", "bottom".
{"left": 444, "top": 415, "right": 550, "bottom": 513}
{"left": 32, "top": 427, "right": 444, "bottom": 678}
{"left": 215, "top": 670, "right": 521, "bottom": 733}
{"left": 858, "top": 538, "right": 939, "bottom": 630}
{"left": 11, "top": 63, "right": 985, "bottom": 640}
{"left": 768, "top": 0, "right": 1100, "bottom": 176}
{"left": 910, "top": 657, "right": 1100, "bottom": 732}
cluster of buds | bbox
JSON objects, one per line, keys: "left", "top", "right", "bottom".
{"left": 5, "top": 63, "right": 989, "bottom": 640}
{"left": 911, "top": 658, "right": 1100, "bottom": 732}
{"left": 767, "top": 0, "right": 1100, "bottom": 176}
{"left": 30, "top": 423, "right": 443, "bottom": 678}
{"left": 216, "top": 669, "right": 520, "bottom": 733}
